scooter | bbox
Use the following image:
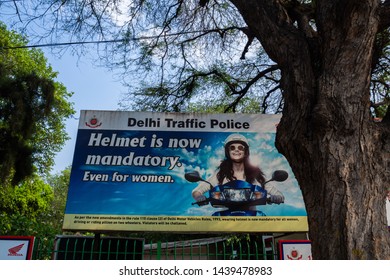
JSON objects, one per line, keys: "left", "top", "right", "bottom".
{"left": 185, "top": 170, "right": 288, "bottom": 216}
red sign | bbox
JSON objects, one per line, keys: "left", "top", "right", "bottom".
{"left": 0, "top": 236, "right": 35, "bottom": 260}
{"left": 279, "top": 240, "right": 312, "bottom": 260}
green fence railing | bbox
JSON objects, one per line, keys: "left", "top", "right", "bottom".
{"left": 32, "top": 235, "right": 277, "bottom": 260}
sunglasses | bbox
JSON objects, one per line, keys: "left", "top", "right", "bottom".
{"left": 229, "top": 144, "right": 245, "bottom": 151}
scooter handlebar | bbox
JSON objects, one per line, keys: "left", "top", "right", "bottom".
{"left": 266, "top": 195, "right": 284, "bottom": 204}
{"left": 192, "top": 199, "right": 210, "bottom": 206}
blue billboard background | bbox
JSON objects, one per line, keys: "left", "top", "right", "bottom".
{"left": 65, "top": 129, "right": 307, "bottom": 217}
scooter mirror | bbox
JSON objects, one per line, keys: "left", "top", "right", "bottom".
{"left": 272, "top": 170, "right": 288, "bottom": 182}
{"left": 185, "top": 171, "right": 202, "bottom": 183}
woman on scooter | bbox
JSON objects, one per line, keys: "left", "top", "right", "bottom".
{"left": 191, "top": 133, "right": 285, "bottom": 204}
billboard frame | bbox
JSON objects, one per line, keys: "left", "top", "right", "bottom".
{"left": 63, "top": 110, "right": 308, "bottom": 233}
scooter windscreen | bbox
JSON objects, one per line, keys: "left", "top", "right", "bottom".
{"left": 208, "top": 180, "right": 267, "bottom": 209}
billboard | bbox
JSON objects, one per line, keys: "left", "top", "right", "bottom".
{"left": 63, "top": 111, "right": 307, "bottom": 233}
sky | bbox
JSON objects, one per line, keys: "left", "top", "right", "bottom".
{"left": 0, "top": 7, "right": 125, "bottom": 173}
{"left": 44, "top": 50, "right": 126, "bottom": 173}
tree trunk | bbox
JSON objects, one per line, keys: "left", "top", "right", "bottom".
{"left": 231, "top": 0, "right": 390, "bottom": 259}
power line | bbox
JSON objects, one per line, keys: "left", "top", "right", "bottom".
{"left": 0, "top": 28, "right": 228, "bottom": 50}
{"left": 1, "top": 38, "right": 128, "bottom": 50}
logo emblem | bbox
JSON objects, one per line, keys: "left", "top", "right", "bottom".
{"left": 287, "top": 248, "right": 303, "bottom": 260}
{"left": 8, "top": 243, "right": 24, "bottom": 256}
{"left": 86, "top": 116, "right": 102, "bottom": 128}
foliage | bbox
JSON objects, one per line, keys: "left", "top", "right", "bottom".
{"left": 44, "top": 167, "right": 72, "bottom": 234}
{"left": 0, "top": 174, "right": 54, "bottom": 236}
{"left": 371, "top": 29, "right": 390, "bottom": 118}
{"left": 0, "top": 168, "right": 71, "bottom": 259}
{"left": 0, "top": 22, "right": 74, "bottom": 257}
{"left": 0, "top": 1, "right": 283, "bottom": 114}
{"left": 0, "top": 22, "right": 75, "bottom": 184}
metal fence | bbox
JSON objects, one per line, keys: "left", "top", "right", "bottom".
{"left": 32, "top": 235, "right": 277, "bottom": 260}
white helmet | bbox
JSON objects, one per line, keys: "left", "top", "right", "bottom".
{"left": 224, "top": 134, "right": 250, "bottom": 158}
{"left": 224, "top": 134, "right": 249, "bottom": 147}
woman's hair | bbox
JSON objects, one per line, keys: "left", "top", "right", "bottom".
{"left": 216, "top": 157, "right": 266, "bottom": 185}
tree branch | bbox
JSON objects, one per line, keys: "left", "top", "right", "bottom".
{"left": 12, "top": 0, "right": 23, "bottom": 22}
{"left": 230, "top": 0, "right": 311, "bottom": 69}
{"left": 224, "top": 64, "right": 279, "bottom": 112}
{"left": 383, "top": 106, "right": 390, "bottom": 123}
{"left": 199, "top": 0, "right": 209, "bottom": 8}
{"left": 378, "top": 0, "right": 390, "bottom": 31}
{"left": 281, "top": 0, "right": 316, "bottom": 38}
{"left": 240, "top": 27, "right": 255, "bottom": 59}
{"left": 261, "top": 84, "right": 281, "bottom": 113}
{"left": 180, "top": 26, "right": 248, "bottom": 44}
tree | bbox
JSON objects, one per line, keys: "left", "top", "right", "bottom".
{"left": 237, "top": 0, "right": 390, "bottom": 260}
{"left": 0, "top": 169, "right": 70, "bottom": 260}
{"left": 0, "top": 174, "right": 54, "bottom": 236}
{"left": 45, "top": 167, "right": 72, "bottom": 234}
{"left": 0, "top": 22, "right": 75, "bottom": 184}
{"left": 3, "top": 1, "right": 390, "bottom": 259}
